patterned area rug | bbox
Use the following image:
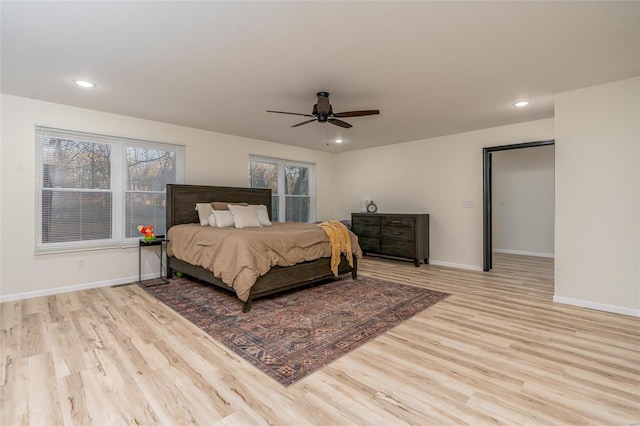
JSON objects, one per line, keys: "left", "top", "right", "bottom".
{"left": 142, "top": 275, "right": 449, "bottom": 387}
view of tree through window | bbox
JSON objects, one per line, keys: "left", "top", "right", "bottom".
{"left": 249, "top": 160, "right": 280, "bottom": 220}
{"left": 126, "top": 147, "right": 177, "bottom": 238}
{"left": 249, "top": 156, "right": 314, "bottom": 222}
{"left": 36, "top": 126, "right": 184, "bottom": 252}
{"left": 42, "top": 138, "right": 112, "bottom": 243}
{"left": 285, "top": 165, "right": 310, "bottom": 222}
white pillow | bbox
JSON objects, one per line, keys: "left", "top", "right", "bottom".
{"left": 195, "top": 203, "right": 214, "bottom": 226}
{"left": 212, "top": 210, "right": 235, "bottom": 228}
{"left": 254, "top": 204, "right": 272, "bottom": 226}
{"left": 228, "top": 204, "right": 262, "bottom": 229}
{"left": 207, "top": 212, "right": 217, "bottom": 227}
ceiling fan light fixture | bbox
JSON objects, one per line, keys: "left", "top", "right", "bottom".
{"left": 514, "top": 100, "right": 529, "bottom": 107}
{"left": 74, "top": 79, "right": 96, "bottom": 88}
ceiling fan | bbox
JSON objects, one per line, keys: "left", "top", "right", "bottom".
{"left": 267, "top": 92, "right": 379, "bottom": 129}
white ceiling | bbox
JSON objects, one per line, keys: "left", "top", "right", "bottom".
{"left": 2, "top": 1, "right": 639, "bottom": 152}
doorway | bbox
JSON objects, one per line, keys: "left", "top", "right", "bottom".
{"left": 483, "top": 140, "right": 555, "bottom": 271}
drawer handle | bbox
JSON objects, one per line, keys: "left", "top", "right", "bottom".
{"left": 392, "top": 232, "right": 401, "bottom": 235}
{"left": 390, "top": 220, "right": 400, "bottom": 224}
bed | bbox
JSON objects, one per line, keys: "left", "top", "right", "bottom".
{"left": 165, "top": 184, "right": 360, "bottom": 312}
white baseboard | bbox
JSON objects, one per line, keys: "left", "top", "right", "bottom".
{"left": 428, "top": 260, "right": 483, "bottom": 271}
{"left": 553, "top": 295, "right": 640, "bottom": 317}
{"left": 0, "top": 273, "right": 159, "bottom": 303}
{"left": 493, "top": 249, "right": 554, "bottom": 258}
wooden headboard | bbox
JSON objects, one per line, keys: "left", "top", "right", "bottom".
{"left": 166, "top": 184, "right": 272, "bottom": 228}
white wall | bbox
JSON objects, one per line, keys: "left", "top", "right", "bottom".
{"left": 492, "top": 145, "right": 555, "bottom": 257}
{"left": 0, "top": 94, "right": 337, "bottom": 300}
{"left": 333, "top": 119, "right": 555, "bottom": 270}
{"left": 0, "top": 95, "right": 3, "bottom": 293}
{"left": 555, "top": 77, "right": 640, "bottom": 315}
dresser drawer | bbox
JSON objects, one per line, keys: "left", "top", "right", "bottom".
{"left": 381, "top": 226, "right": 415, "bottom": 242}
{"left": 351, "top": 215, "right": 380, "bottom": 238}
{"left": 381, "top": 240, "right": 415, "bottom": 258}
{"left": 381, "top": 216, "right": 415, "bottom": 229}
{"left": 357, "top": 236, "right": 380, "bottom": 253}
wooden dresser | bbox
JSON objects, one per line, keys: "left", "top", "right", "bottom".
{"left": 351, "top": 213, "right": 430, "bottom": 267}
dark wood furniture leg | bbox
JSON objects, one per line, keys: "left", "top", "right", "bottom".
{"left": 242, "top": 296, "right": 253, "bottom": 313}
{"left": 351, "top": 256, "right": 358, "bottom": 279}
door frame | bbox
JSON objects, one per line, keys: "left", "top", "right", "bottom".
{"left": 483, "top": 139, "right": 555, "bottom": 271}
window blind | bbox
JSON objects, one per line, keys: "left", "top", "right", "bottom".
{"left": 35, "top": 126, "right": 185, "bottom": 253}
{"left": 249, "top": 155, "right": 315, "bottom": 223}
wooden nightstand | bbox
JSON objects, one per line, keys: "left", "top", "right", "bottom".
{"left": 138, "top": 237, "right": 169, "bottom": 286}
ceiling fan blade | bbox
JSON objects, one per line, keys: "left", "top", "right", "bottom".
{"left": 328, "top": 118, "right": 352, "bottom": 129}
{"left": 291, "top": 119, "right": 317, "bottom": 128}
{"left": 267, "top": 110, "right": 315, "bottom": 118}
{"left": 333, "top": 110, "right": 380, "bottom": 118}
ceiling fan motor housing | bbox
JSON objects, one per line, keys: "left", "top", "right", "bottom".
{"left": 312, "top": 101, "right": 333, "bottom": 123}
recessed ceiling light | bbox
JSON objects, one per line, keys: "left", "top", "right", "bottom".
{"left": 74, "top": 80, "right": 96, "bottom": 88}
{"left": 514, "top": 101, "right": 529, "bottom": 107}
{"left": 335, "top": 138, "right": 343, "bottom": 144}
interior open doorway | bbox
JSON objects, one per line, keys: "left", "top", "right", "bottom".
{"left": 483, "top": 140, "right": 555, "bottom": 271}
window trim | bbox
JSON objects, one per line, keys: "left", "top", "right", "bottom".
{"left": 249, "top": 155, "right": 316, "bottom": 223}
{"left": 35, "top": 126, "right": 185, "bottom": 254}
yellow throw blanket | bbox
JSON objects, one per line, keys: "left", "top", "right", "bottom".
{"left": 317, "top": 220, "right": 354, "bottom": 276}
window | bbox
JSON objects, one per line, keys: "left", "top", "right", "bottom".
{"left": 35, "top": 126, "right": 184, "bottom": 253}
{"left": 249, "top": 156, "right": 315, "bottom": 222}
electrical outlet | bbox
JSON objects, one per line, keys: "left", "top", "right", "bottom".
{"left": 78, "top": 259, "right": 85, "bottom": 269}
{"left": 463, "top": 200, "right": 474, "bottom": 208}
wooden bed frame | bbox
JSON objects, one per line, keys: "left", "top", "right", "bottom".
{"left": 165, "top": 184, "right": 357, "bottom": 312}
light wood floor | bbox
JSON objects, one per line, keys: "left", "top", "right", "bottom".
{"left": 1, "top": 254, "right": 639, "bottom": 425}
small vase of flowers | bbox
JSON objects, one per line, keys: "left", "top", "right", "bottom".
{"left": 137, "top": 225, "right": 156, "bottom": 241}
